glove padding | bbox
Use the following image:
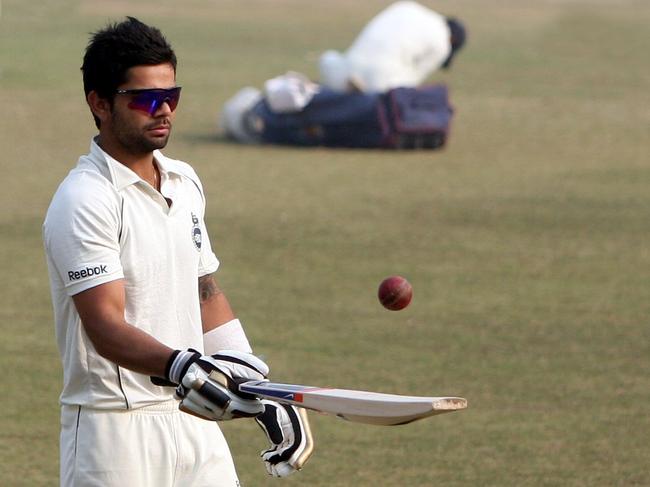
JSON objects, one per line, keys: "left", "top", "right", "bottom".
{"left": 153, "top": 349, "right": 269, "bottom": 421}
{"left": 255, "top": 399, "right": 314, "bottom": 477}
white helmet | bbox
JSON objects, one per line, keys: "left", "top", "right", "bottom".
{"left": 218, "top": 87, "right": 262, "bottom": 143}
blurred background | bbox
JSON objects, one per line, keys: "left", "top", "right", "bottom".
{"left": 1, "top": 1, "right": 649, "bottom": 485}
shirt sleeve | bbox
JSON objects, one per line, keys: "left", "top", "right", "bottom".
{"left": 167, "top": 156, "right": 221, "bottom": 278}
{"left": 182, "top": 162, "right": 220, "bottom": 277}
{"left": 43, "top": 171, "right": 124, "bottom": 296}
{"left": 198, "top": 220, "right": 220, "bottom": 277}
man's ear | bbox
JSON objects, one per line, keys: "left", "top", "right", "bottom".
{"left": 87, "top": 91, "right": 112, "bottom": 124}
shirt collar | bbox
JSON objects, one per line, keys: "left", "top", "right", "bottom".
{"left": 88, "top": 137, "right": 180, "bottom": 191}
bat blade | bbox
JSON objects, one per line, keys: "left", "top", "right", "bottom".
{"left": 239, "top": 381, "right": 467, "bottom": 426}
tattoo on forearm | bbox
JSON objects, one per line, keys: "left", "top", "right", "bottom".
{"left": 198, "top": 275, "right": 222, "bottom": 303}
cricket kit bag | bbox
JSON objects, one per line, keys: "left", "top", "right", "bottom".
{"left": 247, "top": 84, "right": 453, "bottom": 149}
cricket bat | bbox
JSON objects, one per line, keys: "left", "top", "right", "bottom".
{"left": 238, "top": 380, "right": 467, "bottom": 426}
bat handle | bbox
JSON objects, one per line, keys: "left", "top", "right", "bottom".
{"left": 207, "top": 370, "right": 260, "bottom": 400}
{"left": 232, "top": 376, "right": 260, "bottom": 400}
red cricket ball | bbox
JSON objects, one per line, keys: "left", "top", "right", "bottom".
{"left": 377, "top": 276, "right": 413, "bottom": 311}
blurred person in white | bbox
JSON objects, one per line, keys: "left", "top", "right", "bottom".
{"left": 319, "top": 1, "right": 466, "bottom": 93}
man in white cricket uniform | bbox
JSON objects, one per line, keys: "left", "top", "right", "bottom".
{"left": 44, "top": 17, "right": 312, "bottom": 486}
{"left": 319, "top": 1, "right": 467, "bottom": 93}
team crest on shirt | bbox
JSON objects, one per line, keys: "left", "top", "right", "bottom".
{"left": 191, "top": 212, "right": 202, "bottom": 251}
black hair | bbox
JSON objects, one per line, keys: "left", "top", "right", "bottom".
{"left": 441, "top": 17, "right": 467, "bottom": 70}
{"left": 81, "top": 17, "right": 177, "bottom": 127}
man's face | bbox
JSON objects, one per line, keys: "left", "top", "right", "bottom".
{"left": 108, "top": 63, "right": 178, "bottom": 155}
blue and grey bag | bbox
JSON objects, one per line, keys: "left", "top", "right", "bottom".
{"left": 247, "top": 84, "right": 453, "bottom": 150}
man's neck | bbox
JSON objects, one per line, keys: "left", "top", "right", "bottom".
{"left": 96, "top": 134, "right": 155, "bottom": 179}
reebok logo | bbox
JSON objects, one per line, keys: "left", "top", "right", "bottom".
{"left": 68, "top": 265, "right": 108, "bottom": 281}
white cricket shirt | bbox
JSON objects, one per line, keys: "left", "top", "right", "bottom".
{"left": 320, "top": 1, "right": 451, "bottom": 93}
{"left": 44, "top": 138, "right": 220, "bottom": 409}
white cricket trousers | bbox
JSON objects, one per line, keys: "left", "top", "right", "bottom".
{"left": 60, "top": 400, "right": 240, "bottom": 486}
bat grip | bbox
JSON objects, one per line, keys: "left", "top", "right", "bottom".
{"left": 232, "top": 377, "right": 259, "bottom": 400}
{"left": 208, "top": 370, "right": 260, "bottom": 400}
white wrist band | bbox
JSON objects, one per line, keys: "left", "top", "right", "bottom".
{"left": 203, "top": 318, "right": 253, "bottom": 355}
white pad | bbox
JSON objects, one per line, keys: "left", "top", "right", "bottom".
{"left": 264, "top": 71, "right": 320, "bottom": 113}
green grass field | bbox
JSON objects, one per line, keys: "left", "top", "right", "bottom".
{"left": 2, "top": 1, "right": 649, "bottom": 485}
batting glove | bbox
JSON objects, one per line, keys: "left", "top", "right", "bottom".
{"left": 255, "top": 399, "right": 314, "bottom": 477}
{"left": 152, "top": 349, "right": 269, "bottom": 421}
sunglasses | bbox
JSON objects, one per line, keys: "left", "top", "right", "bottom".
{"left": 115, "top": 87, "right": 182, "bottom": 115}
